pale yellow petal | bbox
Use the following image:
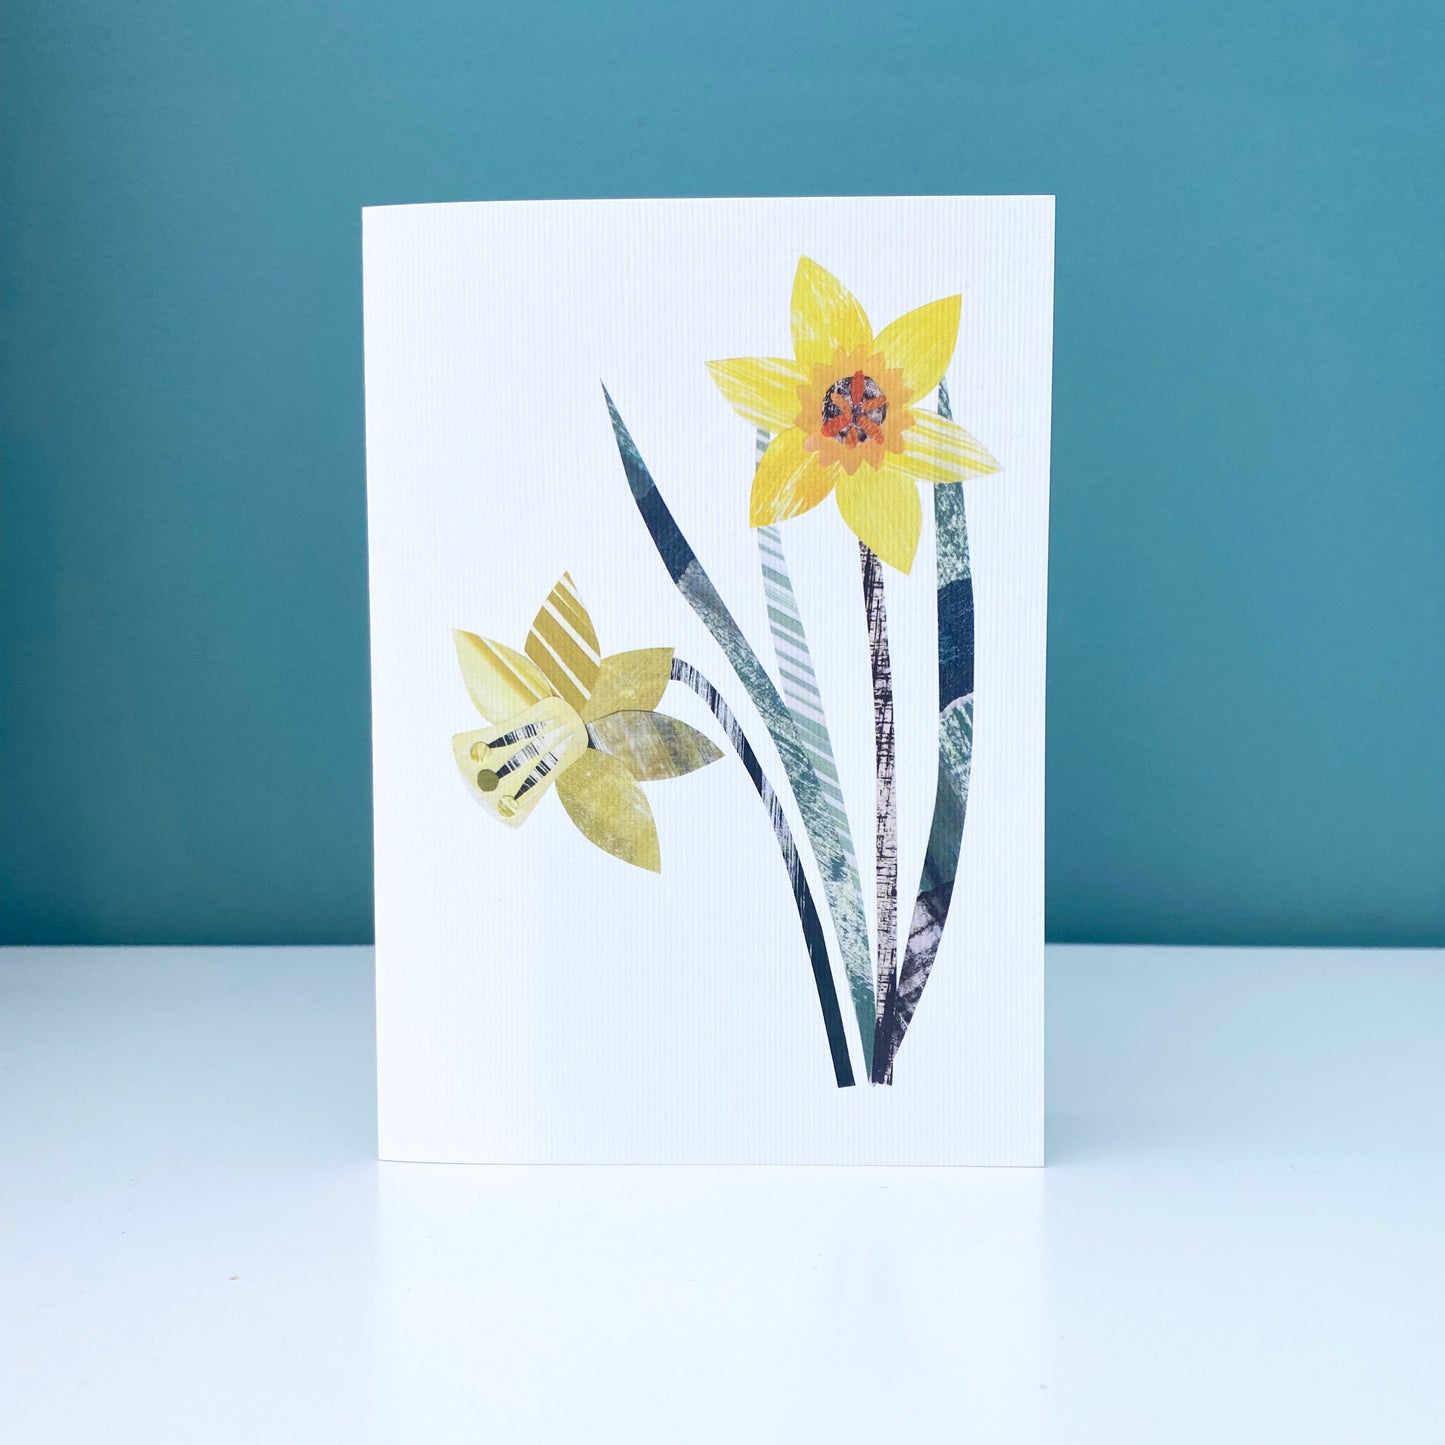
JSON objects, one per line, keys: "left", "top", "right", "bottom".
{"left": 555, "top": 748, "right": 662, "bottom": 872}
{"left": 706, "top": 357, "right": 806, "bottom": 430}
{"left": 835, "top": 465, "right": 923, "bottom": 575}
{"left": 450, "top": 695, "right": 588, "bottom": 829}
{"left": 525, "top": 572, "right": 601, "bottom": 713}
{"left": 791, "top": 256, "right": 872, "bottom": 367}
{"left": 874, "top": 295, "right": 961, "bottom": 400}
{"left": 583, "top": 648, "right": 674, "bottom": 722}
{"left": 454, "top": 728, "right": 548, "bottom": 827}
{"left": 750, "top": 427, "right": 836, "bottom": 526}
{"left": 901, "top": 410, "right": 1001, "bottom": 483}
{"left": 453, "top": 631, "right": 550, "bottom": 723}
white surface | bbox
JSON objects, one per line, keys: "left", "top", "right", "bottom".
{"left": 3, "top": 944, "right": 1443, "bottom": 1443}
{"left": 363, "top": 197, "right": 1053, "bottom": 1163}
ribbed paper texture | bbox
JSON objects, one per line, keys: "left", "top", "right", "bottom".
{"left": 364, "top": 196, "right": 1053, "bottom": 1164}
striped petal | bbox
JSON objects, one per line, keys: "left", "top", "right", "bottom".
{"left": 899, "top": 410, "right": 1001, "bottom": 484}
{"left": 835, "top": 464, "right": 923, "bottom": 574}
{"left": 453, "top": 631, "right": 551, "bottom": 723}
{"left": 874, "top": 295, "right": 961, "bottom": 400}
{"left": 525, "top": 572, "right": 601, "bottom": 713}
{"left": 706, "top": 356, "right": 806, "bottom": 431}
{"left": 791, "top": 257, "right": 872, "bottom": 367}
{"left": 750, "top": 427, "right": 836, "bottom": 526}
{"left": 556, "top": 748, "right": 661, "bottom": 872}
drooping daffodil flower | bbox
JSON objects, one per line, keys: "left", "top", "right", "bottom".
{"left": 451, "top": 573, "right": 721, "bottom": 872}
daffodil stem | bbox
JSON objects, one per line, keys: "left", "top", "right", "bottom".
{"left": 670, "top": 658, "right": 855, "bottom": 1089}
{"left": 860, "top": 544, "right": 900, "bottom": 1085}
{"left": 877, "top": 378, "right": 976, "bottom": 1083}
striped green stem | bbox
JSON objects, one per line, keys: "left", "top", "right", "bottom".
{"left": 753, "top": 428, "right": 871, "bottom": 1066}
{"left": 604, "top": 386, "right": 877, "bottom": 1076}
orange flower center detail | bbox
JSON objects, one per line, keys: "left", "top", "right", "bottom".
{"left": 821, "top": 371, "right": 887, "bottom": 450}
{"left": 798, "top": 350, "right": 914, "bottom": 476}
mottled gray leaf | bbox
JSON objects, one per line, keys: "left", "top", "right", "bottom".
{"left": 586, "top": 710, "right": 722, "bottom": 781}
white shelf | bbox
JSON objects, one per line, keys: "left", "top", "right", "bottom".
{"left": 3, "top": 945, "right": 1442, "bottom": 1442}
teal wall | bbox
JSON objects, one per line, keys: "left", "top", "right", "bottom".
{"left": 2, "top": 2, "right": 1442, "bottom": 946}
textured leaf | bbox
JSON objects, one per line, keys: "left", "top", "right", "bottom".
{"left": 604, "top": 386, "right": 876, "bottom": 1071}
{"left": 555, "top": 749, "right": 661, "bottom": 872}
{"left": 583, "top": 648, "right": 673, "bottom": 722}
{"left": 525, "top": 572, "right": 601, "bottom": 712}
{"left": 587, "top": 710, "right": 722, "bottom": 781}
{"left": 880, "top": 377, "right": 988, "bottom": 1082}
{"left": 453, "top": 631, "right": 550, "bottom": 723}
{"left": 668, "top": 658, "right": 855, "bottom": 1087}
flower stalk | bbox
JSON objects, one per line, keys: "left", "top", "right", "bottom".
{"left": 875, "top": 379, "right": 978, "bottom": 1082}
{"left": 860, "top": 542, "right": 901, "bottom": 1084}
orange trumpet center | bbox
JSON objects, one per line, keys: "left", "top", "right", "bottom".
{"left": 797, "top": 350, "right": 914, "bottom": 476}
{"left": 821, "top": 371, "right": 888, "bottom": 451}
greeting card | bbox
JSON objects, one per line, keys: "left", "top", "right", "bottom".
{"left": 364, "top": 197, "right": 1053, "bottom": 1163}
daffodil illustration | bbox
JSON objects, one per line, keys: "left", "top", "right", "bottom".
{"left": 451, "top": 573, "right": 721, "bottom": 872}
{"left": 706, "top": 256, "right": 1000, "bottom": 572}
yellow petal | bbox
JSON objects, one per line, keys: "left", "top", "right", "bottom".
{"left": 583, "top": 648, "right": 674, "bottom": 722}
{"left": 874, "top": 295, "right": 961, "bottom": 400}
{"left": 791, "top": 257, "right": 872, "bottom": 367}
{"left": 453, "top": 631, "right": 550, "bottom": 723}
{"left": 835, "top": 464, "right": 923, "bottom": 574}
{"left": 555, "top": 748, "right": 662, "bottom": 872}
{"left": 705, "top": 357, "right": 806, "bottom": 431}
{"left": 525, "top": 572, "right": 601, "bottom": 713}
{"left": 750, "top": 427, "right": 836, "bottom": 526}
{"left": 901, "top": 410, "right": 1001, "bottom": 483}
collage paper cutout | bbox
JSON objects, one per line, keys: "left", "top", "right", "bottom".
{"left": 451, "top": 258, "right": 995, "bottom": 1088}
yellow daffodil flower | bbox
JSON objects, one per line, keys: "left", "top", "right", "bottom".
{"left": 451, "top": 573, "right": 721, "bottom": 872}
{"left": 707, "top": 256, "right": 1000, "bottom": 573}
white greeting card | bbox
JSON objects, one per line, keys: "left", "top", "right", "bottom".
{"left": 363, "top": 196, "right": 1052, "bottom": 1164}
